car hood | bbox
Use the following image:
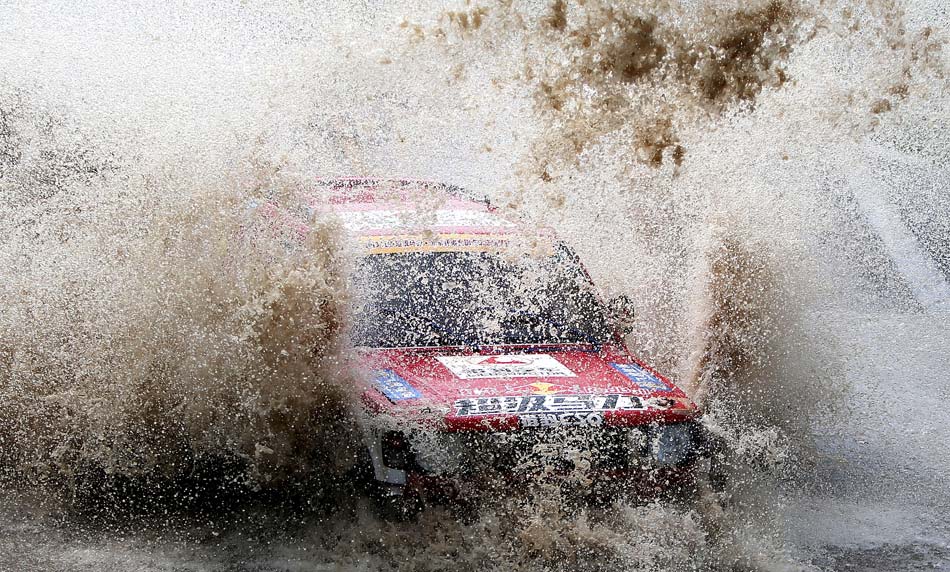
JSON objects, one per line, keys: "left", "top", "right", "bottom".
{"left": 356, "top": 345, "right": 699, "bottom": 430}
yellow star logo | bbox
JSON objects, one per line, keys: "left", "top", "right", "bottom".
{"left": 529, "top": 382, "right": 560, "bottom": 395}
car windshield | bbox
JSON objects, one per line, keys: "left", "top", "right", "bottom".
{"left": 349, "top": 245, "right": 612, "bottom": 348}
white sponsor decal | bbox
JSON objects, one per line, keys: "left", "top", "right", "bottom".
{"left": 360, "top": 234, "right": 510, "bottom": 252}
{"left": 339, "top": 209, "right": 515, "bottom": 232}
{"left": 437, "top": 354, "right": 576, "bottom": 380}
{"left": 645, "top": 397, "right": 677, "bottom": 409}
{"left": 520, "top": 412, "right": 605, "bottom": 428}
{"left": 453, "top": 394, "right": 644, "bottom": 417}
{"left": 456, "top": 383, "right": 638, "bottom": 397}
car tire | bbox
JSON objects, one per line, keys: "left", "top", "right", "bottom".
{"left": 693, "top": 426, "right": 729, "bottom": 494}
{"left": 349, "top": 446, "right": 376, "bottom": 486}
{"left": 353, "top": 446, "right": 423, "bottom": 521}
{"left": 371, "top": 485, "right": 422, "bottom": 522}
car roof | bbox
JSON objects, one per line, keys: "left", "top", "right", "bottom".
{"left": 313, "top": 177, "right": 482, "bottom": 205}
{"left": 255, "top": 178, "right": 552, "bottom": 256}
{"left": 305, "top": 178, "right": 540, "bottom": 255}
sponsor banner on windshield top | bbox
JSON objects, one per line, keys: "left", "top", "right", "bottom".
{"left": 437, "top": 354, "right": 577, "bottom": 380}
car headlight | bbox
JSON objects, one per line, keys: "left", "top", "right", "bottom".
{"left": 381, "top": 431, "right": 413, "bottom": 470}
{"left": 410, "top": 431, "right": 467, "bottom": 475}
{"left": 651, "top": 423, "right": 696, "bottom": 467}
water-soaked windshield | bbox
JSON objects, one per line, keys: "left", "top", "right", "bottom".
{"left": 350, "top": 246, "right": 612, "bottom": 348}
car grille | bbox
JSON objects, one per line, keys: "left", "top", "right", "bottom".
{"left": 448, "top": 426, "right": 640, "bottom": 477}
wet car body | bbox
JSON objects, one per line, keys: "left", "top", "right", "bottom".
{"left": 261, "top": 178, "right": 707, "bottom": 512}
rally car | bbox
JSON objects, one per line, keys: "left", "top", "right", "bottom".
{"left": 259, "top": 178, "right": 709, "bottom": 517}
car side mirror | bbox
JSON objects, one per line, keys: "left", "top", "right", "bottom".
{"left": 607, "top": 294, "right": 636, "bottom": 335}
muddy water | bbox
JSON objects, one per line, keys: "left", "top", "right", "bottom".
{"left": 1, "top": 1, "right": 948, "bottom": 570}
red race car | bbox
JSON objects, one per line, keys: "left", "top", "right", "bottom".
{"left": 259, "top": 178, "right": 710, "bottom": 517}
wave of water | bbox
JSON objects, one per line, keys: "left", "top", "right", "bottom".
{"left": 0, "top": 1, "right": 947, "bottom": 570}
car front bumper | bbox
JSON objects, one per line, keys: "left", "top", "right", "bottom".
{"left": 365, "top": 421, "right": 711, "bottom": 501}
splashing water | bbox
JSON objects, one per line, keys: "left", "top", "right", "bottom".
{"left": 0, "top": 1, "right": 948, "bottom": 570}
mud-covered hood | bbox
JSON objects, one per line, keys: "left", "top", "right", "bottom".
{"left": 357, "top": 345, "right": 699, "bottom": 429}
